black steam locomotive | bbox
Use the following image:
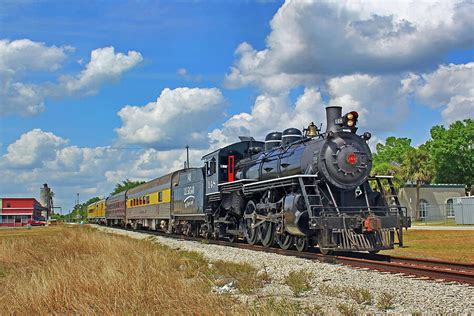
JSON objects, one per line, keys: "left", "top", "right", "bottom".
{"left": 105, "top": 106, "right": 410, "bottom": 254}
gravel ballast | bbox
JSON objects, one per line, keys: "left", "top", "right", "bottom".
{"left": 96, "top": 226, "right": 473, "bottom": 314}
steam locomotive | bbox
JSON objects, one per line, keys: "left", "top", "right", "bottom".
{"left": 103, "top": 106, "right": 410, "bottom": 254}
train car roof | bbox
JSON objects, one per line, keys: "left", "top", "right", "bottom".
{"left": 87, "top": 199, "right": 106, "bottom": 208}
{"left": 127, "top": 173, "right": 173, "bottom": 195}
{"left": 108, "top": 189, "right": 127, "bottom": 200}
{"left": 202, "top": 140, "right": 264, "bottom": 160}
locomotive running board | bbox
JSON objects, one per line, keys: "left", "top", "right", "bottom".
{"left": 218, "top": 179, "right": 257, "bottom": 194}
{"left": 243, "top": 174, "right": 319, "bottom": 195}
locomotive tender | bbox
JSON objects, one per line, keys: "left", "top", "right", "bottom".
{"left": 104, "top": 106, "right": 410, "bottom": 254}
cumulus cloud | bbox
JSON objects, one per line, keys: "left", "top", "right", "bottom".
{"left": 0, "top": 129, "right": 203, "bottom": 211}
{"left": 224, "top": 0, "right": 473, "bottom": 91}
{"left": 209, "top": 88, "right": 326, "bottom": 147}
{"left": 0, "top": 39, "right": 143, "bottom": 116}
{"left": 0, "top": 39, "right": 71, "bottom": 116}
{"left": 116, "top": 87, "right": 225, "bottom": 148}
{"left": 327, "top": 74, "right": 409, "bottom": 133}
{"left": 0, "top": 38, "right": 70, "bottom": 74}
{"left": 402, "top": 62, "right": 474, "bottom": 123}
{"left": 54, "top": 47, "right": 143, "bottom": 96}
{"left": 2, "top": 129, "right": 68, "bottom": 168}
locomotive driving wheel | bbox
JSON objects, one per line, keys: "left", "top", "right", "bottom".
{"left": 295, "top": 236, "right": 308, "bottom": 252}
{"left": 244, "top": 200, "right": 258, "bottom": 245}
{"left": 276, "top": 233, "right": 294, "bottom": 250}
{"left": 259, "top": 222, "right": 275, "bottom": 247}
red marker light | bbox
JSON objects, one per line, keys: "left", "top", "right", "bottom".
{"left": 347, "top": 153, "right": 358, "bottom": 165}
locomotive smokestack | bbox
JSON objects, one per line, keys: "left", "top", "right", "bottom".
{"left": 325, "top": 106, "right": 342, "bottom": 133}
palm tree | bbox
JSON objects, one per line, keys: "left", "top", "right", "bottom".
{"left": 401, "top": 145, "right": 433, "bottom": 220}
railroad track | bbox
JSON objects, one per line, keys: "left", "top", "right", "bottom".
{"left": 106, "top": 225, "right": 474, "bottom": 286}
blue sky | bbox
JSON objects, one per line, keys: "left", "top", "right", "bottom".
{"left": 0, "top": 1, "right": 280, "bottom": 149}
{"left": 0, "top": 0, "right": 472, "bottom": 211}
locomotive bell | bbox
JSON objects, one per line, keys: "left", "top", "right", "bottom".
{"left": 306, "top": 122, "right": 318, "bottom": 138}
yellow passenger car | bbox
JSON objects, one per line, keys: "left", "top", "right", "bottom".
{"left": 126, "top": 174, "right": 172, "bottom": 230}
{"left": 87, "top": 199, "right": 106, "bottom": 224}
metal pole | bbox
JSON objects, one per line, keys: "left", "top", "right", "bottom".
{"left": 186, "top": 145, "right": 190, "bottom": 168}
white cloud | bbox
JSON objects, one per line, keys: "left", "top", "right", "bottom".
{"left": 177, "top": 68, "right": 187, "bottom": 76}
{"left": 116, "top": 87, "right": 225, "bottom": 148}
{"left": 0, "top": 129, "right": 199, "bottom": 212}
{"left": 0, "top": 40, "right": 143, "bottom": 116}
{"left": 55, "top": 47, "right": 143, "bottom": 96}
{"left": 403, "top": 62, "right": 474, "bottom": 123}
{"left": 176, "top": 67, "right": 203, "bottom": 82}
{"left": 0, "top": 38, "right": 70, "bottom": 74}
{"left": 2, "top": 129, "right": 68, "bottom": 168}
{"left": 225, "top": 1, "right": 473, "bottom": 92}
{"left": 327, "top": 74, "right": 409, "bottom": 133}
{"left": 209, "top": 88, "right": 326, "bottom": 147}
{"left": 0, "top": 39, "right": 71, "bottom": 116}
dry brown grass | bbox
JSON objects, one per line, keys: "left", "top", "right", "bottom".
{"left": 284, "top": 270, "right": 312, "bottom": 296}
{"left": 383, "top": 230, "right": 474, "bottom": 263}
{"left": 0, "top": 225, "right": 257, "bottom": 314}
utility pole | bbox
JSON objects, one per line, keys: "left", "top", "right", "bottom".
{"left": 76, "top": 193, "right": 80, "bottom": 222}
{"left": 185, "top": 145, "right": 190, "bottom": 169}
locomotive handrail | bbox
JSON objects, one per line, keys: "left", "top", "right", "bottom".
{"left": 218, "top": 179, "right": 256, "bottom": 186}
{"left": 369, "top": 175, "right": 394, "bottom": 179}
{"left": 318, "top": 206, "right": 408, "bottom": 216}
{"left": 243, "top": 174, "right": 319, "bottom": 188}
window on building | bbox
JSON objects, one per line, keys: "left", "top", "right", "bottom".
{"left": 419, "top": 199, "right": 429, "bottom": 219}
{"left": 6, "top": 203, "right": 11, "bottom": 207}
{"left": 158, "top": 191, "right": 163, "bottom": 202}
{"left": 146, "top": 196, "right": 150, "bottom": 204}
{"left": 446, "top": 199, "right": 454, "bottom": 217}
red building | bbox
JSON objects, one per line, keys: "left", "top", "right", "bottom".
{"left": 0, "top": 198, "right": 47, "bottom": 227}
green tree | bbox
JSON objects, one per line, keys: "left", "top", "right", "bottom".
{"left": 373, "top": 137, "right": 413, "bottom": 166}
{"left": 372, "top": 137, "right": 414, "bottom": 189}
{"left": 111, "top": 179, "right": 146, "bottom": 195}
{"left": 428, "top": 119, "right": 473, "bottom": 187}
{"left": 401, "top": 145, "right": 434, "bottom": 218}
{"left": 66, "top": 197, "right": 101, "bottom": 222}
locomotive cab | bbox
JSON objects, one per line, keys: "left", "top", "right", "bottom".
{"left": 202, "top": 140, "right": 264, "bottom": 195}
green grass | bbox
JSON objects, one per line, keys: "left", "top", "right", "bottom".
{"left": 383, "top": 230, "right": 474, "bottom": 262}
{"left": 412, "top": 218, "right": 459, "bottom": 226}
{"left": 250, "top": 297, "right": 305, "bottom": 315}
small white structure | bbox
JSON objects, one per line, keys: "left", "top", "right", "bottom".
{"left": 453, "top": 196, "right": 474, "bottom": 225}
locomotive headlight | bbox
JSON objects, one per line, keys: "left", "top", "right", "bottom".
{"left": 347, "top": 120, "right": 354, "bottom": 127}
{"left": 347, "top": 113, "right": 354, "bottom": 120}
